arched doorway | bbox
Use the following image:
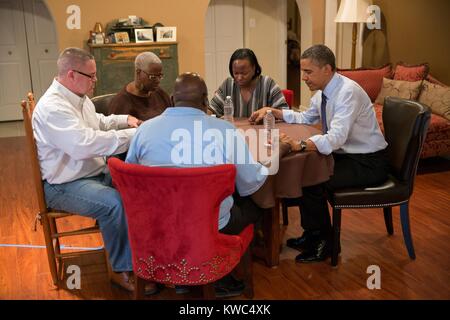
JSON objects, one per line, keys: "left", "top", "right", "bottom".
{"left": 204, "top": 0, "right": 287, "bottom": 100}
{"left": 0, "top": 0, "right": 58, "bottom": 121}
{"left": 204, "top": 0, "right": 316, "bottom": 107}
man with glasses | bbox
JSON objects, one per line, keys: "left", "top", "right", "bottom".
{"left": 109, "top": 51, "right": 172, "bottom": 121}
{"left": 32, "top": 47, "right": 159, "bottom": 294}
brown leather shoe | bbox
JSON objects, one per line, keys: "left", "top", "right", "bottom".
{"left": 110, "top": 271, "right": 135, "bottom": 292}
{"left": 144, "top": 281, "right": 159, "bottom": 295}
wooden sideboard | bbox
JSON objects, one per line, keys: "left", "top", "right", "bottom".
{"left": 88, "top": 42, "right": 179, "bottom": 96}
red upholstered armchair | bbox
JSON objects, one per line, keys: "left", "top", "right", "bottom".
{"left": 108, "top": 158, "right": 254, "bottom": 299}
{"left": 282, "top": 89, "right": 294, "bottom": 108}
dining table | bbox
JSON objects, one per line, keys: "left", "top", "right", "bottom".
{"left": 233, "top": 118, "right": 334, "bottom": 267}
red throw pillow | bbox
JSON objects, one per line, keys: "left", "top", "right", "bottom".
{"left": 393, "top": 62, "right": 429, "bottom": 82}
{"left": 337, "top": 64, "right": 393, "bottom": 102}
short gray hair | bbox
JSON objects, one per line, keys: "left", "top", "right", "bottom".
{"left": 135, "top": 52, "right": 162, "bottom": 70}
{"left": 57, "top": 47, "right": 94, "bottom": 76}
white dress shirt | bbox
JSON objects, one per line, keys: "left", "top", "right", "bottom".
{"left": 33, "top": 79, "right": 136, "bottom": 184}
{"left": 282, "top": 73, "right": 387, "bottom": 155}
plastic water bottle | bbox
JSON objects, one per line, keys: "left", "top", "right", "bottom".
{"left": 223, "top": 96, "right": 234, "bottom": 122}
{"left": 263, "top": 109, "right": 275, "bottom": 146}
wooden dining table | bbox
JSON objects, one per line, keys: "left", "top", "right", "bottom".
{"left": 233, "top": 118, "right": 334, "bottom": 267}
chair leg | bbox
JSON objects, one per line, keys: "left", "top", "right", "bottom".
{"left": 331, "top": 208, "right": 342, "bottom": 266}
{"left": 134, "top": 276, "right": 146, "bottom": 300}
{"left": 281, "top": 201, "right": 289, "bottom": 226}
{"left": 41, "top": 214, "right": 59, "bottom": 286}
{"left": 241, "top": 247, "right": 254, "bottom": 299}
{"left": 383, "top": 207, "right": 394, "bottom": 235}
{"left": 399, "top": 202, "right": 416, "bottom": 260}
{"left": 49, "top": 216, "right": 64, "bottom": 281}
{"left": 201, "top": 283, "right": 216, "bottom": 300}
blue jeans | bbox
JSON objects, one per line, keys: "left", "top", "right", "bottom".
{"left": 43, "top": 173, "right": 132, "bottom": 272}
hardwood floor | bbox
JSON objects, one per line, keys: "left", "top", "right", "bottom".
{"left": 1, "top": 136, "right": 449, "bottom": 300}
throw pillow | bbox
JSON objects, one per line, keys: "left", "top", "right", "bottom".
{"left": 418, "top": 80, "right": 450, "bottom": 121}
{"left": 393, "top": 62, "right": 429, "bottom": 81}
{"left": 426, "top": 74, "right": 447, "bottom": 87}
{"left": 337, "top": 63, "right": 392, "bottom": 102}
{"left": 375, "top": 78, "right": 422, "bottom": 105}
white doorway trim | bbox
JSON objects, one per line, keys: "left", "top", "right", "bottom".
{"left": 277, "top": 0, "right": 287, "bottom": 90}
{"left": 296, "top": 0, "right": 312, "bottom": 107}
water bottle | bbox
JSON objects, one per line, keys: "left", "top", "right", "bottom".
{"left": 263, "top": 109, "right": 275, "bottom": 146}
{"left": 223, "top": 96, "right": 234, "bottom": 122}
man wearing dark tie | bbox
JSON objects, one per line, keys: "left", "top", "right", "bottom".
{"left": 249, "top": 44, "right": 388, "bottom": 263}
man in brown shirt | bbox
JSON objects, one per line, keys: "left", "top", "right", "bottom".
{"left": 109, "top": 51, "right": 172, "bottom": 120}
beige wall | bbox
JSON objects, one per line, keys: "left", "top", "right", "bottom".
{"left": 244, "top": 0, "right": 286, "bottom": 86}
{"left": 363, "top": 0, "right": 450, "bottom": 84}
{"left": 45, "top": 0, "right": 210, "bottom": 75}
{"left": 310, "top": 0, "right": 325, "bottom": 44}
{"left": 44, "top": 0, "right": 328, "bottom": 89}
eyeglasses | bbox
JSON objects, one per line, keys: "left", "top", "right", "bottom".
{"left": 140, "top": 70, "right": 164, "bottom": 81}
{"left": 72, "top": 70, "right": 97, "bottom": 81}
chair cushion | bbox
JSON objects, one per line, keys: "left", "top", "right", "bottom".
{"left": 337, "top": 64, "right": 392, "bottom": 102}
{"left": 393, "top": 62, "right": 429, "bottom": 82}
{"left": 375, "top": 78, "right": 422, "bottom": 105}
{"left": 329, "top": 176, "right": 410, "bottom": 208}
{"left": 418, "top": 80, "right": 450, "bottom": 121}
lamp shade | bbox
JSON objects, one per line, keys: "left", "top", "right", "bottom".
{"left": 335, "top": 0, "right": 371, "bottom": 23}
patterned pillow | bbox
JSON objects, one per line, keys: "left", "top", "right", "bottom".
{"left": 393, "top": 62, "right": 429, "bottom": 81}
{"left": 337, "top": 64, "right": 392, "bottom": 102}
{"left": 375, "top": 78, "right": 422, "bottom": 105}
{"left": 418, "top": 80, "right": 450, "bottom": 120}
{"left": 426, "top": 74, "right": 448, "bottom": 87}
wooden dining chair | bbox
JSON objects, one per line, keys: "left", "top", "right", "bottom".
{"left": 21, "top": 92, "right": 105, "bottom": 287}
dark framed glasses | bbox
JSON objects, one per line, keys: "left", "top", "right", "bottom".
{"left": 72, "top": 69, "right": 97, "bottom": 81}
{"left": 140, "top": 69, "right": 164, "bottom": 81}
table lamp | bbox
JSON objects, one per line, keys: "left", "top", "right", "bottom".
{"left": 335, "top": 0, "right": 371, "bottom": 69}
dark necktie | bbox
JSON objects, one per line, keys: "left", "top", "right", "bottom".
{"left": 321, "top": 92, "right": 328, "bottom": 134}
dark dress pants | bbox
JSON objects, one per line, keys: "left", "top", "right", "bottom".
{"left": 220, "top": 191, "right": 267, "bottom": 235}
{"left": 299, "top": 149, "right": 389, "bottom": 237}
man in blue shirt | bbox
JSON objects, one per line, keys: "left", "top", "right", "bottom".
{"left": 249, "top": 45, "right": 388, "bottom": 263}
{"left": 126, "top": 72, "right": 290, "bottom": 296}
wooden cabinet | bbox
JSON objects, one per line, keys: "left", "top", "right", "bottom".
{"left": 88, "top": 42, "right": 178, "bottom": 96}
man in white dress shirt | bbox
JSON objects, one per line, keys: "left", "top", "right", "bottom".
{"left": 32, "top": 47, "right": 158, "bottom": 293}
{"left": 249, "top": 44, "right": 389, "bottom": 263}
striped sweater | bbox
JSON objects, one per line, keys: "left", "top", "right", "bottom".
{"left": 209, "top": 75, "right": 288, "bottom": 117}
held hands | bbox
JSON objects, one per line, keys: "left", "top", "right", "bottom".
{"left": 127, "top": 115, "right": 142, "bottom": 128}
{"left": 279, "top": 132, "right": 302, "bottom": 152}
{"left": 279, "top": 133, "right": 317, "bottom": 152}
{"left": 248, "top": 107, "right": 283, "bottom": 124}
{"left": 279, "top": 132, "right": 294, "bottom": 157}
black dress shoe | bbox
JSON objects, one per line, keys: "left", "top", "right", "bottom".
{"left": 295, "top": 239, "right": 331, "bottom": 263}
{"left": 214, "top": 274, "right": 245, "bottom": 298}
{"left": 286, "top": 231, "right": 318, "bottom": 251}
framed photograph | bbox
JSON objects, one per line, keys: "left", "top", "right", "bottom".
{"left": 114, "top": 32, "right": 130, "bottom": 44}
{"left": 134, "top": 28, "right": 154, "bottom": 43}
{"left": 156, "top": 27, "right": 177, "bottom": 42}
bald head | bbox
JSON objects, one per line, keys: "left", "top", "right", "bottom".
{"left": 172, "top": 72, "right": 208, "bottom": 110}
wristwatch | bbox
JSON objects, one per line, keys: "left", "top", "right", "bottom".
{"left": 299, "top": 140, "right": 307, "bottom": 152}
